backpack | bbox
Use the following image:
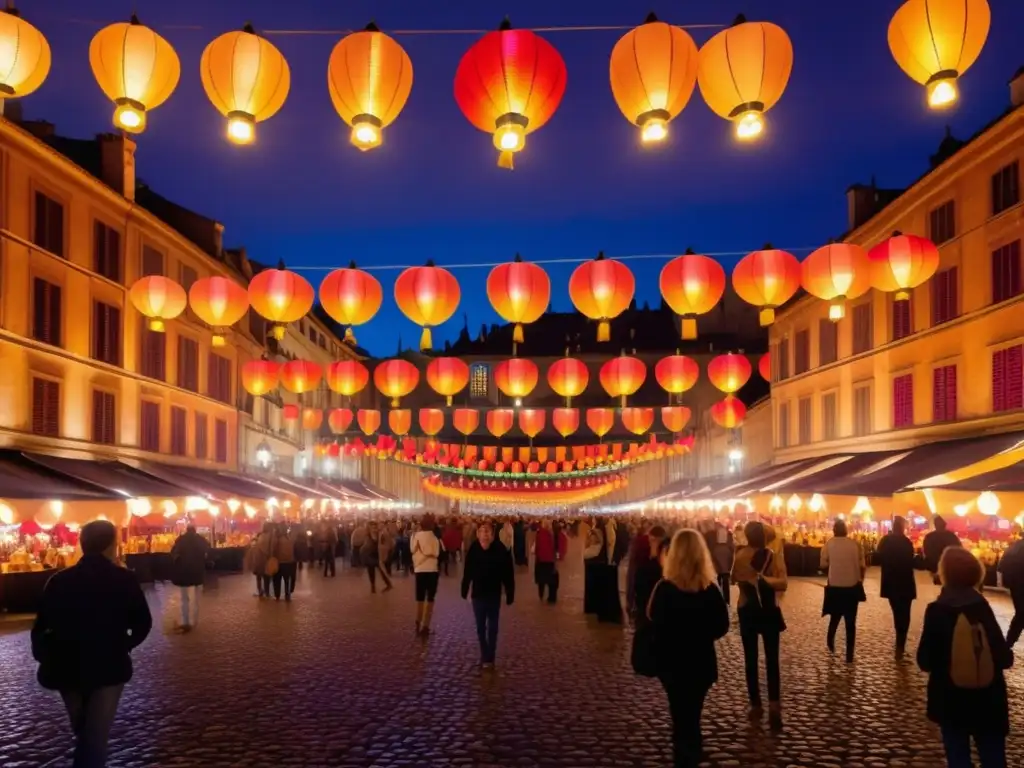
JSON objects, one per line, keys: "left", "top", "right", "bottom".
{"left": 949, "top": 610, "right": 995, "bottom": 689}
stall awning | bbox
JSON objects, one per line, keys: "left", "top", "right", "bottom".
{"left": 23, "top": 453, "right": 191, "bottom": 498}
{"left": 272, "top": 476, "right": 338, "bottom": 499}
{"left": 126, "top": 462, "right": 283, "bottom": 501}
{"left": 927, "top": 459, "right": 1024, "bottom": 493}
{"left": 758, "top": 451, "right": 907, "bottom": 495}
{"left": 709, "top": 458, "right": 826, "bottom": 500}
{"left": 335, "top": 478, "right": 397, "bottom": 501}
{"left": 0, "top": 451, "right": 115, "bottom": 500}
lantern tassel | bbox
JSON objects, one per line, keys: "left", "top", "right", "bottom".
{"left": 497, "top": 151, "right": 514, "bottom": 170}
{"left": 446, "top": 396, "right": 453, "bottom": 407}
{"left": 681, "top": 317, "right": 697, "bottom": 340}
{"left": 344, "top": 327, "right": 356, "bottom": 344}
{"left": 419, "top": 327, "right": 432, "bottom": 350}
{"left": 758, "top": 308, "right": 776, "bottom": 326}
{"left": 597, "top": 320, "right": 610, "bottom": 342}
{"left": 513, "top": 323, "right": 524, "bottom": 344}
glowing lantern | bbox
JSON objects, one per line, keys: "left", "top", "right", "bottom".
{"left": 318, "top": 263, "right": 382, "bottom": 344}
{"left": 494, "top": 358, "right": 539, "bottom": 400}
{"left": 569, "top": 253, "right": 635, "bottom": 342}
{"left": 518, "top": 409, "right": 546, "bottom": 440}
{"left": 732, "top": 246, "right": 801, "bottom": 326}
{"left": 586, "top": 408, "right": 615, "bottom": 439}
{"left": 453, "top": 408, "right": 479, "bottom": 436}
{"left": 486, "top": 254, "right": 550, "bottom": 347}
{"left": 426, "top": 357, "right": 469, "bottom": 406}
{"left": 280, "top": 360, "right": 322, "bottom": 395}
{"left": 600, "top": 354, "right": 647, "bottom": 407}
{"left": 328, "top": 408, "right": 353, "bottom": 434}
{"left": 419, "top": 408, "right": 445, "bottom": 437}
{"left": 241, "top": 360, "right": 279, "bottom": 396}
{"left": 301, "top": 408, "right": 323, "bottom": 432}
{"left": 621, "top": 407, "right": 655, "bottom": 436}
{"left": 659, "top": 251, "right": 726, "bottom": 339}
{"left": 486, "top": 409, "right": 514, "bottom": 439}
{"left": 801, "top": 243, "right": 871, "bottom": 321}
{"left": 327, "top": 22, "right": 413, "bottom": 151}
{"left": 868, "top": 232, "right": 940, "bottom": 301}
{"left": 977, "top": 490, "right": 1000, "bottom": 516}
{"left": 454, "top": 19, "right": 567, "bottom": 169}
{"left": 357, "top": 409, "right": 381, "bottom": 436}
{"left": 248, "top": 268, "right": 315, "bottom": 341}
{"left": 654, "top": 354, "right": 699, "bottom": 398}
{"left": 282, "top": 404, "right": 299, "bottom": 422}
{"left": 129, "top": 276, "right": 186, "bottom": 332}
{"left": 707, "top": 353, "right": 752, "bottom": 395}
{"left": 373, "top": 359, "right": 420, "bottom": 407}
{"left": 394, "top": 262, "right": 460, "bottom": 351}
{"left": 552, "top": 408, "right": 580, "bottom": 438}
{"left": 710, "top": 396, "right": 746, "bottom": 429}
{"left": 325, "top": 360, "right": 370, "bottom": 397}
{"left": 758, "top": 353, "right": 771, "bottom": 382}
{"left": 547, "top": 357, "right": 589, "bottom": 405}
{"left": 661, "top": 406, "right": 691, "bottom": 433}
{"left": 888, "top": 0, "right": 990, "bottom": 109}
{"left": 200, "top": 24, "right": 290, "bottom": 144}
{"left": 388, "top": 409, "right": 412, "bottom": 436}
{"left": 0, "top": 6, "right": 50, "bottom": 98}
{"left": 188, "top": 276, "right": 249, "bottom": 346}
{"left": 696, "top": 15, "right": 793, "bottom": 141}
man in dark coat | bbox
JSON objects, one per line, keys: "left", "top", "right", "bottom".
{"left": 998, "top": 537, "right": 1024, "bottom": 646}
{"left": 32, "top": 520, "right": 152, "bottom": 767}
{"left": 170, "top": 524, "right": 210, "bottom": 632}
{"left": 922, "top": 515, "right": 961, "bottom": 583}
{"left": 877, "top": 515, "right": 917, "bottom": 659}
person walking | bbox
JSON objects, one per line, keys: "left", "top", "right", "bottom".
{"left": 379, "top": 522, "right": 395, "bottom": 577}
{"left": 917, "top": 547, "right": 1013, "bottom": 767}
{"left": 246, "top": 523, "right": 276, "bottom": 598}
{"left": 625, "top": 524, "right": 652, "bottom": 617}
{"left": 322, "top": 523, "right": 339, "bottom": 577}
{"left": 923, "top": 515, "right": 961, "bottom": 584}
{"left": 820, "top": 520, "right": 866, "bottom": 663}
{"left": 533, "top": 519, "right": 566, "bottom": 603}
{"left": 442, "top": 520, "right": 463, "bottom": 573}
{"left": 647, "top": 530, "right": 730, "bottom": 767}
{"left": 272, "top": 523, "right": 297, "bottom": 602}
{"left": 877, "top": 515, "right": 917, "bottom": 659}
{"left": 361, "top": 523, "right": 393, "bottom": 594}
{"left": 461, "top": 522, "right": 515, "bottom": 669}
{"left": 411, "top": 513, "right": 441, "bottom": 636}
{"left": 707, "top": 522, "right": 736, "bottom": 607}
{"left": 169, "top": 524, "right": 209, "bottom": 633}
{"left": 31, "top": 520, "right": 152, "bottom": 767}
{"left": 997, "top": 536, "right": 1024, "bottom": 647}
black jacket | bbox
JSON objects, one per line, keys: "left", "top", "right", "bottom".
{"left": 632, "top": 558, "right": 662, "bottom": 628}
{"left": 170, "top": 531, "right": 210, "bottom": 587}
{"left": 922, "top": 529, "right": 961, "bottom": 573}
{"left": 649, "top": 582, "right": 729, "bottom": 687}
{"left": 876, "top": 532, "right": 917, "bottom": 601}
{"left": 32, "top": 555, "right": 152, "bottom": 691}
{"left": 461, "top": 541, "right": 515, "bottom": 604}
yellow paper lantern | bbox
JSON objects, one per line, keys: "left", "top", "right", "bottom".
{"left": 89, "top": 15, "right": 181, "bottom": 133}
{"left": 888, "top": 0, "right": 990, "bottom": 109}
{"left": 0, "top": 6, "right": 51, "bottom": 98}
{"left": 200, "top": 24, "right": 290, "bottom": 144}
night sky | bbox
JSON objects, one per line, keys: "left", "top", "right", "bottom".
{"left": 21, "top": 0, "right": 1024, "bottom": 355}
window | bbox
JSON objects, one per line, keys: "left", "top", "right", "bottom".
{"left": 893, "top": 373, "right": 914, "bottom": 428}
{"left": 932, "top": 365, "right": 957, "bottom": 422}
{"left": 208, "top": 353, "right": 232, "bottom": 404}
{"left": 777, "top": 338, "right": 790, "bottom": 381}
{"left": 140, "top": 401, "right": 160, "bottom": 452}
{"left": 32, "top": 277, "right": 62, "bottom": 347}
{"left": 793, "top": 329, "right": 810, "bottom": 375}
{"left": 798, "top": 397, "right": 812, "bottom": 445}
{"left": 91, "top": 301, "right": 122, "bottom": 366}
{"left": 177, "top": 336, "right": 199, "bottom": 392}
{"left": 852, "top": 302, "right": 873, "bottom": 355}
{"left": 892, "top": 298, "right": 913, "bottom": 341}
{"left": 928, "top": 200, "right": 956, "bottom": 245}
{"left": 248, "top": 311, "right": 265, "bottom": 344}
{"left": 992, "top": 240, "right": 1022, "bottom": 304}
{"left": 33, "top": 192, "right": 64, "bottom": 257}
{"left": 822, "top": 392, "right": 838, "bottom": 441}
{"left": 179, "top": 264, "right": 198, "bottom": 295}
{"left": 195, "top": 413, "right": 208, "bottom": 460}
{"left": 141, "top": 245, "right": 164, "bottom": 277}
{"left": 93, "top": 222, "right": 121, "bottom": 282}
{"left": 991, "top": 161, "right": 1020, "bottom": 216}
{"left": 931, "top": 267, "right": 959, "bottom": 325}
{"left": 140, "top": 323, "right": 166, "bottom": 381}
{"left": 818, "top": 319, "right": 838, "bottom": 366}
{"left": 170, "top": 406, "right": 187, "bottom": 456}
{"left": 470, "top": 363, "right": 489, "bottom": 398}
{"left": 91, "top": 390, "right": 116, "bottom": 445}
{"left": 777, "top": 402, "right": 790, "bottom": 448}
{"left": 308, "top": 325, "right": 317, "bottom": 343}
{"left": 992, "top": 345, "right": 1024, "bottom": 413}
{"left": 31, "top": 377, "right": 59, "bottom": 437}
{"left": 853, "top": 386, "right": 872, "bottom": 437}
{"left": 214, "top": 419, "right": 228, "bottom": 463}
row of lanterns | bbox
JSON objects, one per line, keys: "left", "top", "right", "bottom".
{"left": 0, "top": 2, "right": 990, "bottom": 162}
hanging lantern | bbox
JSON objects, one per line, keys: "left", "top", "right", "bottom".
{"left": 552, "top": 408, "right": 579, "bottom": 438}
{"left": 609, "top": 13, "right": 698, "bottom": 143}
{"left": 282, "top": 404, "right": 300, "bottom": 422}
{"left": 600, "top": 354, "right": 646, "bottom": 407}
{"left": 547, "top": 356, "right": 589, "bottom": 405}
{"left": 453, "top": 408, "right": 480, "bottom": 436}
{"left": 707, "top": 353, "right": 752, "bottom": 395}
{"left": 801, "top": 242, "right": 871, "bottom": 321}
{"left": 188, "top": 276, "right": 249, "bottom": 346}
{"left": 696, "top": 15, "right": 793, "bottom": 141}
{"left": 318, "top": 263, "right": 382, "bottom": 344}
{"left": 248, "top": 268, "right": 315, "bottom": 341}
{"left": 569, "top": 252, "right": 635, "bottom": 342}
{"left": 129, "top": 276, "right": 186, "bottom": 332}
{"left": 621, "top": 407, "right": 655, "bottom": 436}
{"left": 518, "top": 409, "right": 546, "bottom": 440}
{"left": 328, "top": 408, "right": 353, "bottom": 434}
{"left": 388, "top": 409, "right": 412, "bottom": 436}
{"left": 326, "top": 360, "right": 370, "bottom": 397}
{"left": 280, "top": 360, "right": 323, "bottom": 395}
{"left": 661, "top": 405, "right": 691, "bottom": 433}
{"left": 494, "top": 358, "right": 539, "bottom": 400}
{"left": 654, "top": 354, "right": 699, "bottom": 397}
{"left": 868, "top": 232, "right": 940, "bottom": 301}
{"left": 0, "top": 6, "right": 50, "bottom": 98}
{"left": 373, "top": 359, "right": 420, "bottom": 407}
{"left": 486, "top": 254, "right": 550, "bottom": 347}
{"left": 357, "top": 409, "right": 381, "bottom": 436}
{"left": 710, "top": 396, "right": 747, "bottom": 429}
{"left": 394, "top": 262, "right": 460, "bottom": 350}
{"left": 419, "top": 408, "right": 445, "bottom": 437}
{"left": 327, "top": 22, "right": 413, "bottom": 150}
{"left": 486, "top": 408, "right": 514, "bottom": 439}
{"left": 758, "top": 353, "right": 771, "bottom": 382}
{"left": 586, "top": 408, "right": 615, "bottom": 439}
{"left": 200, "top": 24, "right": 290, "bottom": 144}
{"left": 241, "top": 360, "right": 280, "bottom": 396}
{"left": 301, "top": 408, "right": 323, "bottom": 432}
{"left": 426, "top": 357, "right": 470, "bottom": 406}
{"left": 659, "top": 251, "right": 726, "bottom": 339}
{"left": 732, "top": 246, "right": 801, "bottom": 326}
{"left": 888, "top": 0, "right": 990, "bottom": 109}
{"left": 454, "top": 18, "right": 567, "bottom": 169}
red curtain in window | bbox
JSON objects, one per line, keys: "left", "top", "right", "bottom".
{"left": 892, "top": 299, "right": 912, "bottom": 341}
{"left": 992, "top": 241, "right": 1022, "bottom": 304}
{"left": 930, "top": 267, "right": 958, "bottom": 325}
{"left": 992, "top": 345, "right": 1023, "bottom": 413}
{"left": 932, "top": 365, "right": 957, "bottom": 422}
{"left": 893, "top": 374, "right": 914, "bottom": 428}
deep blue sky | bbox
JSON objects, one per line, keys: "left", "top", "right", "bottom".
{"left": 23, "top": 0, "right": 1024, "bottom": 355}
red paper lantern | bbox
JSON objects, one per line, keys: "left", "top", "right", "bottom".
{"left": 280, "top": 360, "right": 322, "bottom": 394}
{"left": 328, "top": 408, "right": 353, "bottom": 434}
{"left": 188, "top": 276, "right": 249, "bottom": 346}
{"left": 454, "top": 19, "right": 567, "bottom": 169}
{"left": 453, "top": 408, "right": 479, "bottom": 436}
{"left": 732, "top": 246, "right": 801, "bottom": 326}
{"left": 487, "top": 254, "right": 550, "bottom": 346}
{"left": 654, "top": 354, "right": 699, "bottom": 397}
{"left": 241, "top": 360, "right": 279, "bottom": 396}
{"left": 758, "top": 353, "right": 771, "bottom": 382}
{"left": 546, "top": 461, "right": 558, "bottom": 474}
{"left": 600, "top": 354, "right": 646, "bottom": 406}
{"left": 518, "top": 408, "right": 546, "bottom": 439}
{"left": 282, "top": 404, "right": 299, "bottom": 422}
{"left": 661, "top": 405, "right": 691, "bottom": 433}
{"left": 357, "top": 409, "right": 381, "bottom": 435}
{"left": 318, "top": 262, "right": 382, "bottom": 344}
{"left": 552, "top": 407, "right": 580, "bottom": 438}
{"left": 547, "top": 357, "right": 589, "bottom": 405}
{"left": 326, "top": 360, "right": 370, "bottom": 397}
{"left": 486, "top": 408, "right": 514, "bottom": 438}
{"left": 621, "top": 407, "right": 654, "bottom": 436}
{"left": 419, "top": 408, "right": 445, "bottom": 437}
{"left": 301, "top": 407, "right": 323, "bottom": 431}
{"left": 868, "top": 232, "right": 940, "bottom": 301}
{"left": 569, "top": 252, "right": 635, "bottom": 342}
{"left": 707, "top": 353, "right": 752, "bottom": 395}
{"left": 801, "top": 242, "right": 871, "bottom": 320}
{"left": 373, "top": 359, "right": 420, "bottom": 407}
{"left": 388, "top": 409, "right": 412, "bottom": 436}
{"left": 426, "top": 357, "right": 470, "bottom": 406}
{"left": 710, "top": 396, "right": 746, "bottom": 428}
{"left": 494, "top": 358, "right": 539, "bottom": 399}
{"left": 129, "top": 276, "right": 186, "bottom": 332}
{"left": 248, "top": 268, "right": 315, "bottom": 340}
{"left": 659, "top": 251, "right": 726, "bottom": 339}
{"left": 586, "top": 408, "right": 615, "bottom": 438}
{"left": 393, "top": 262, "right": 460, "bottom": 350}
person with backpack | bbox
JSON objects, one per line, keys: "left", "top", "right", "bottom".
{"left": 997, "top": 537, "right": 1024, "bottom": 646}
{"left": 917, "top": 546, "right": 1013, "bottom": 767}
{"left": 877, "top": 516, "right": 918, "bottom": 660}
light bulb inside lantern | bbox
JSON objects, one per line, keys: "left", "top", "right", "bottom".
{"left": 829, "top": 301, "right": 845, "bottom": 321}
{"left": 499, "top": 129, "right": 521, "bottom": 151}
{"left": 351, "top": 115, "right": 382, "bottom": 150}
{"left": 148, "top": 319, "right": 166, "bottom": 332}
{"left": 641, "top": 118, "right": 668, "bottom": 143}
{"left": 227, "top": 112, "right": 255, "bottom": 144}
{"left": 927, "top": 77, "right": 958, "bottom": 109}
{"left": 114, "top": 99, "right": 146, "bottom": 133}
{"left": 735, "top": 110, "right": 764, "bottom": 141}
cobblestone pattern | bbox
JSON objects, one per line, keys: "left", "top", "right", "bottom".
{"left": 1, "top": 561, "right": 1022, "bottom": 768}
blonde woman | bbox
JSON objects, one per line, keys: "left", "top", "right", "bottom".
{"left": 647, "top": 529, "right": 729, "bottom": 767}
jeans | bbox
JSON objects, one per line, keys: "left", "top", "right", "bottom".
{"left": 179, "top": 585, "right": 200, "bottom": 627}
{"left": 827, "top": 604, "right": 859, "bottom": 661}
{"left": 739, "top": 624, "right": 781, "bottom": 706}
{"left": 273, "top": 563, "right": 297, "bottom": 600}
{"left": 1006, "top": 587, "right": 1024, "bottom": 646}
{"left": 256, "top": 574, "right": 270, "bottom": 596}
{"left": 717, "top": 574, "right": 731, "bottom": 606}
{"left": 472, "top": 597, "right": 501, "bottom": 664}
{"left": 941, "top": 726, "right": 1007, "bottom": 768}
{"left": 61, "top": 684, "right": 124, "bottom": 767}
{"left": 663, "top": 681, "right": 709, "bottom": 768}
{"left": 888, "top": 598, "right": 913, "bottom": 652}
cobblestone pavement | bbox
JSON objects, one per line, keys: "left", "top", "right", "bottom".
{"left": 1, "top": 561, "right": 1022, "bottom": 768}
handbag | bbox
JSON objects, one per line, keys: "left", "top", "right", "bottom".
{"left": 631, "top": 579, "right": 665, "bottom": 677}
{"left": 264, "top": 533, "right": 279, "bottom": 576}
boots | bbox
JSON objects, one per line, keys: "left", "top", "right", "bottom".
{"left": 420, "top": 602, "right": 434, "bottom": 636}
{"left": 415, "top": 601, "right": 425, "bottom": 634}
{"left": 768, "top": 703, "right": 783, "bottom": 732}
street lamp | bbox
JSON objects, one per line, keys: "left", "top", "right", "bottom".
{"left": 255, "top": 440, "right": 273, "bottom": 469}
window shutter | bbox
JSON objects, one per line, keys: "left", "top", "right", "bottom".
{"left": 945, "top": 365, "right": 958, "bottom": 421}
{"left": 177, "top": 337, "right": 198, "bottom": 392}
{"left": 818, "top": 319, "right": 837, "bottom": 365}
{"left": 892, "top": 299, "right": 912, "bottom": 341}
{"left": 215, "top": 419, "right": 228, "bottom": 463}
{"left": 794, "top": 330, "right": 810, "bottom": 374}
{"left": 31, "top": 377, "right": 59, "bottom": 436}
{"left": 853, "top": 303, "right": 873, "bottom": 354}
{"left": 778, "top": 338, "right": 790, "bottom": 379}
{"left": 195, "top": 413, "right": 208, "bottom": 459}
{"left": 993, "top": 348, "right": 1007, "bottom": 412}
{"left": 171, "top": 406, "right": 187, "bottom": 456}
{"left": 92, "top": 390, "right": 116, "bottom": 444}
{"left": 140, "top": 322, "right": 166, "bottom": 381}
{"left": 141, "top": 401, "right": 160, "bottom": 451}
{"left": 893, "top": 374, "right": 914, "bottom": 428}
{"left": 1008, "top": 345, "right": 1024, "bottom": 411}
{"left": 33, "top": 278, "right": 62, "bottom": 346}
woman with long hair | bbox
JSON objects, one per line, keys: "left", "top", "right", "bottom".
{"left": 411, "top": 513, "right": 441, "bottom": 635}
{"left": 648, "top": 529, "right": 729, "bottom": 767}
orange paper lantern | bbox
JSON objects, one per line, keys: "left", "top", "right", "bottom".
{"left": 388, "top": 409, "right": 412, "bottom": 436}
{"left": 318, "top": 263, "right": 383, "bottom": 344}
{"left": 586, "top": 408, "right": 615, "bottom": 439}
{"left": 357, "top": 409, "right": 381, "bottom": 435}
{"left": 394, "top": 262, "right": 460, "bottom": 350}
{"left": 129, "top": 276, "right": 186, "bottom": 332}
{"left": 373, "top": 359, "right": 420, "bottom": 407}
{"left": 328, "top": 408, "right": 353, "bottom": 433}
{"left": 732, "top": 247, "right": 801, "bottom": 326}
{"left": 758, "top": 352, "right": 771, "bottom": 382}
{"left": 487, "top": 254, "right": 550, "bottom": 347}
{"left": 599, "top": 354, "right": 646, "bottom": 406}
{"left": 710, "top": 396, "right": 746, "bottom": 429}
{"left": 453, "top": 408, "right": 480, "bottom": 436}
{"left": 326, "top": 360, "right": 370, "bottom": 397}
{"left": 552, "top": 407, "right": 580, "bottom": 438}
{"left": 868, "top": 232, "right": 940, "bottom": 301}
{"left": 621, "top": 407, "right": 655, "bottom": 436}
{"left": 241, "top": 360, "right": 280, "bottom": 396}
{"left": 247, "top": 268, "right": 315, "bottom": 340}
{"left": 707, "top": 353, "right": 752, "bottom": 395}
{"left": 188, "top": 276, "right": 248, "bottom": 346}
{"left": 654, "top": 354, "right": 699, "bottom": 397}
{"left": 280, "top": 360, "right": 322, "bottom": 395}
{"left": 661, "top": 405, "right": 691, "bottom": 433}
{"left": 426, "top": 357, "right": 470, "bottom": 406}
{"left": 518, "top": 408, "right": 546, "bottom": 439}
{"left": 494, "top": 358, "right": 539, "bottom": 400}
{"left": 419, "top": 408, "right": 445, "bottom": 437}
{"left": 301, "top": 407, "right": 323, "bottom": 431}
{"left": 801, "top": 242, "right": 871, "bottom": 320}
{"left": 659, "top": 252, "right": 726, "bottom": 339}
{"left": 547, "top": 357, "right": 589, "bottom": 405}
{"left": 486, "top": 409, "right": 514, "bottom": 439}
{"left": 569, "top": 253, "right": 635, "bottom": 342}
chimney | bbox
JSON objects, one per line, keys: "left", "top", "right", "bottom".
{"left": 213, "top": 222, "right": 224, "bottom": 257}
{"left": 20, "top": 119, "right": 55, "bottom": 140}
{"left": 98, "top": 133, "right": 137, "bottom": 200}
{"left": 846, "top": 183, "right": 878, "bottom": 231}
{"left": 1011, "top": 66, "right": 1024, "bottom": 108}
